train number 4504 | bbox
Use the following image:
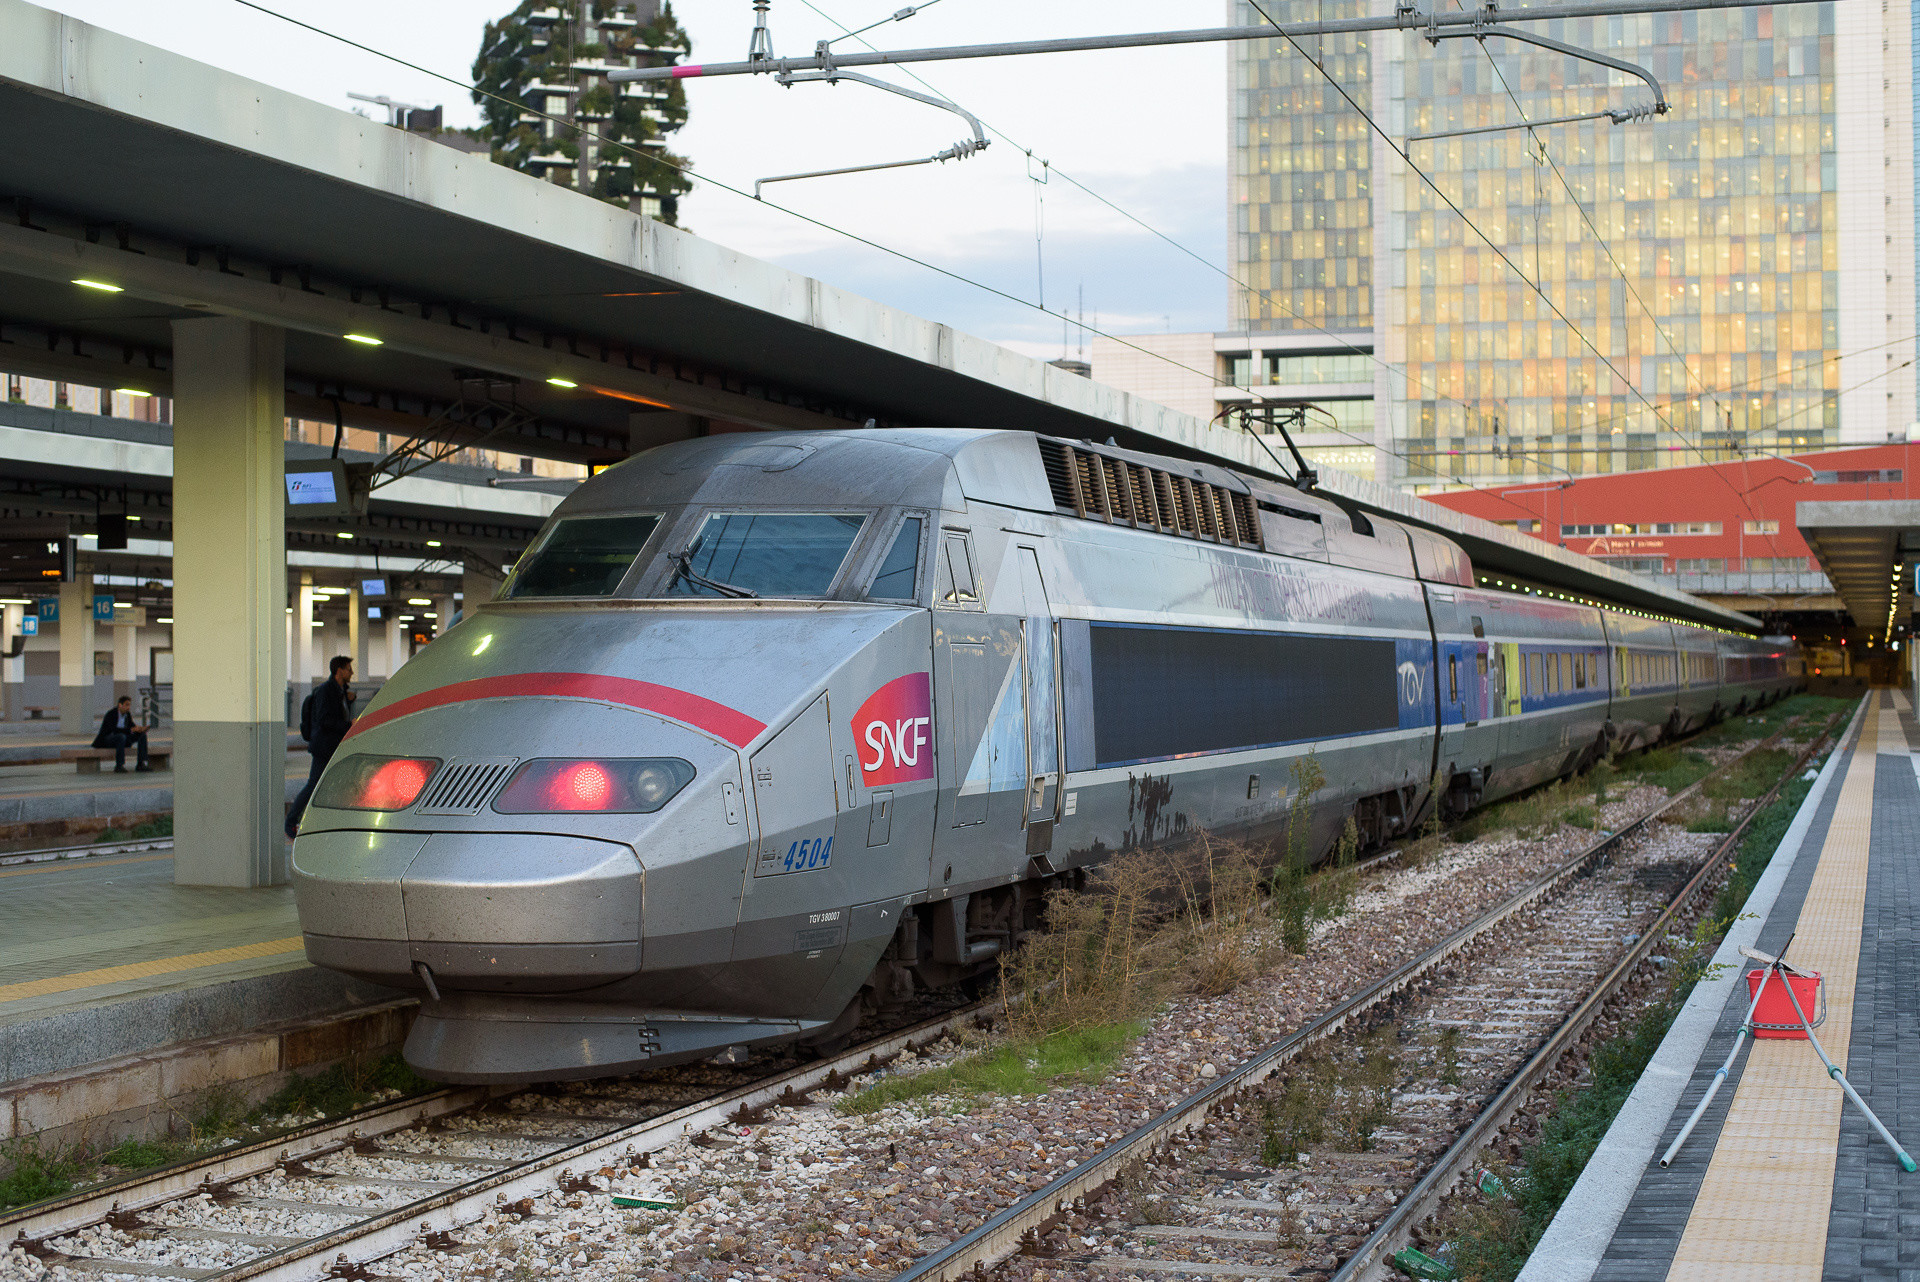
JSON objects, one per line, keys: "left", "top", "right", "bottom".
{"left": 781, "top": 836, "right": 833, "bottom": 873}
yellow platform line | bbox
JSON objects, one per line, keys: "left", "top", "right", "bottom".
{"left": 1667, "top": 693, "right": 1879, "bottom": 1280}
{"left": 0, "top": 936, "right": 305, "bottom": 1004}
{"left": 0, "top": 852, "right": 172, "bottom": 879}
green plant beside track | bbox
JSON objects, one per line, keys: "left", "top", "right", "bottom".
{"left": 836, "top": 1022, "right": 1142, "bottom": 1117}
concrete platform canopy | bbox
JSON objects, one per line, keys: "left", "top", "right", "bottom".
{"left": 0, "top": 0, "right": 1761, "bottom": 889}
{"left": 1797, "top": 499, "right": 1920, "bottom": 643}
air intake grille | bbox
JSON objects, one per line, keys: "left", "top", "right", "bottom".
{"left": 416, "top": 757, "right": 521, "bottom": 815}
{"left": 1035, "top": 437, "right": 1263, "bottom": 551}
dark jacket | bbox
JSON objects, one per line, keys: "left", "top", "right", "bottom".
{"left": 92, "top": 708, "right": 141, "bottom": 748}
{"left": 311, "top": 677, "right": 355, "bottom": 746}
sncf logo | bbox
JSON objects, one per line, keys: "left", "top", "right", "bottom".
{"left": 852, "top": 672, "right": 934, "bottom": 786}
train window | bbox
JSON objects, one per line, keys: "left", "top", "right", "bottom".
{"left": 868, "top": 517, "right": 924, "bottom": 601}
{"left": 939, "top": 533, "right": 980, "bottom": 607}
{"left": 505, "top": 513, "right": 661, "bottom": 598}
{"left": 664, "top": 512, "right": 865, "bottom": 598}
{"left": 1587, "top": 654, "right": 1598, "bottom": 688}
{"left": 1574, "top": 654, "right": 1586, "bottom": 689}
{"left": 1527, "top": 652, "right": 1541, "bottom": 697}
{"left": 1448, "top": 654, "right": 1458, "bottom": 703}
{"left": 1087, "top": 623, "right": 1397, "bottom": 765}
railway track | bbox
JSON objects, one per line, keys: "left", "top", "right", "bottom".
{"left": 1, "top": 714, "right": 1831, "bottom": 1282}
{"left": 0, "top": 837, "right": 175, "bottom": 869}
{"left": 894, "top": 713, "right": 1840, "bottom": 1282}
{"left": 3, "top": 999, "right": 991, "bottom": 1282}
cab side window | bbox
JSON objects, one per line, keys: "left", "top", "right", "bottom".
{"left": 937, "top": 532, "right": 980, "bottom": 608}
{"left": 868, "top": 517, "right": 924, "bottom": 601}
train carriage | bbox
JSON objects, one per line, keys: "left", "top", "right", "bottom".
{"left": 290, "top": 428, "right": 1799, "bottom": 1083}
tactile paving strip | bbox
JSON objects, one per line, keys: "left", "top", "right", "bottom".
{"left": 1665, "top": 696, "right": 1879, "bottom": 1280}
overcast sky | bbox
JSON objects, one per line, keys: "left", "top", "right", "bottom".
{"left": 28, "top": 0, "right": 1230, "bottom": 361}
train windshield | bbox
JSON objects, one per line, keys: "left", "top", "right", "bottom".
{"left": 663, "top": 512, "right": 866, "bottom": 599}
{"left": 505, "top": 514, "right": 662, "bottom": 598}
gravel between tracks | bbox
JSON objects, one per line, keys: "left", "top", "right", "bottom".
{"left": 0, "top": 756, "right": 1756, "bottom": 1282}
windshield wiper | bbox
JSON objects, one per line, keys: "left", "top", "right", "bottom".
{"left": 669, "top": 550, "right": 758, "bottom": 599}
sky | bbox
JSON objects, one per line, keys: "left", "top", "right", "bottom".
{"left": 27, "top": 0, "right": 1232, "bottom": 361}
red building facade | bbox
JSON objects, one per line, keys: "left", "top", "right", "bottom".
{"left": 1421, "top": 444, "right": 1917, "bottom": 577}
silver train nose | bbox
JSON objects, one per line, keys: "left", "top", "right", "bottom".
{"left": 295, "top": 829, "right": 642, "bottom": 990}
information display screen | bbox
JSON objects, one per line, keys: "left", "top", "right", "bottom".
{"left": 0, "top": 537, "right": 71, "bottom": 585}
{"left": 287, "top": 470, "right": 339, "bottom": 505}
{"left": 361, "top": 577, "right": 388, "bottom": 597}
{"left": 284, "top": 460, "right": 353, "bottom": 518}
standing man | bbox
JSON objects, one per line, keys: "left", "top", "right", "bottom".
{"left": 93, "top": 695, "right": 151, "bottom": 772}
{"left": 287, "top": 655, "right": 356, "bottom": 839}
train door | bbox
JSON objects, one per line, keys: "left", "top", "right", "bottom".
{"left": 930, "top": 532, "right": 1039, "bottom": 892}
{"left": 1018, "top": 548, "right": 1062, "bottom": 860}
{"left": 934, "top": 530, "right": 992, "bottom": 832}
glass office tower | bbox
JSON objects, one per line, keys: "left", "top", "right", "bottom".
{"left": 1228, "top": 0, "right": 1914, "bottom": 488}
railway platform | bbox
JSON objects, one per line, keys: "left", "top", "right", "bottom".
{"left": 0, "top": 729, "right": 308, "bottom": 834}
{"left": 0, "top": 843, "right": 407, "bottom": 1087}
{"left": 1520, "top": 689, "right": 1920, "bottom": 1281}
{"left": 1, "top": 814, "right": 406, "bottom": 1145}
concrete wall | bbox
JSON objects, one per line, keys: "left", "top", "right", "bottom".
{"left": 4, "top": 622, "right": 172, "bottom": 721}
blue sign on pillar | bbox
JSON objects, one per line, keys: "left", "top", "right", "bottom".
{"left": 93, "top": 595, "right": 116, "bottom": 623}
{"left": 21, "top": 616, "right": 37, "bottom": 636}
{"left": 36, "top": 599, "right": 57, "bottom": 622}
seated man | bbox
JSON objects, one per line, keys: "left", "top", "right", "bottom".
{"left": 93, "top": 696, "right": 152, "bottom": 772}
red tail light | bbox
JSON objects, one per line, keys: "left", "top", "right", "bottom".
{"left": 314, "top": 754, "right": 441, "bottom": 812}
{"left": 493, "top": 758, "right": 696, "bottom": 814}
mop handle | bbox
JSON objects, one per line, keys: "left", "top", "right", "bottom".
{"left": 1778, "top": 968, "right": 1918, "bottom": 1173}
{"left": 1660, "top": 956, "right": 1783, "bottom": 1168}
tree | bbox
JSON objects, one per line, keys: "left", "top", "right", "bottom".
{"left": 472, "top": 2, "right": 693, "bottom": 225}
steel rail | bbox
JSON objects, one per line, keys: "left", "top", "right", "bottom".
{"left": 610, "top": 0, "right": 1823, "bottom": 82}
{"left": 890, "top": 716, "right": 1819, "bottom": 1282}
{"left": 3, "top": 1087, "right": 492, "bottom": 1245}
{"left": 0, "top": 837, "right": 176, "bottom": 867}
{"left": 1328, "top": 711, "right": 1842, "bottom": 1282}
{"left": 5, "top": 1002, "right": 988, "bottom": 1279}
{"left": 209, "top": 1000, "right": 989, "bottom": 1282}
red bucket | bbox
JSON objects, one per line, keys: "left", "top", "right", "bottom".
{"left": 1745, "top": 968, "right": 1825, "bottom": 1039}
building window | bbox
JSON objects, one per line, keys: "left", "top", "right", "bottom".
{"left": 1597, "top": 556, "right": 1666, "bottom": 573}
{"left": 1742, "top": 520, "right": 1780, "bottom": 534}
{"left": 1745, "top": 557, "right": 1814, "bottom": 572}
{"left": 1675, "top": 558, "right": 1727, "bottom": 573}
{"left": 1563, "top": 521, "right": 1721, "bottom": 537}
{"left": 1812, "top": 469, "right": 1902, "bottom": 484}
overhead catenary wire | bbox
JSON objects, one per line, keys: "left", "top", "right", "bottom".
{"left": 1245, "top": 0, "right": 1695, "bottom": 463}
{"left": 1444, "top": 20, "right": 1779, "bottom": 522}
{"left": 217, "top": 1, "right": 1311, "bottom": 480}
{"left": 228, "top": 0, "right": 1496, "bottom": 495}
{"left": 227, "top": 0, "right": 1827, "bottom": 517}
{"left": 785, "top": 0, "right": 1505, "bottom": 485}
{"left": 1433, "top": 26, "right": 1791, "bottom": 568}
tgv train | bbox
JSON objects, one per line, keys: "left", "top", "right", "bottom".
{"left": 290, "top": 429, "right": 1800, "bottom": 1082}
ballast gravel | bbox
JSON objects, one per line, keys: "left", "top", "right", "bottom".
{"left": 0, "top": 744, "right": 1771, "bottom": 1282}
